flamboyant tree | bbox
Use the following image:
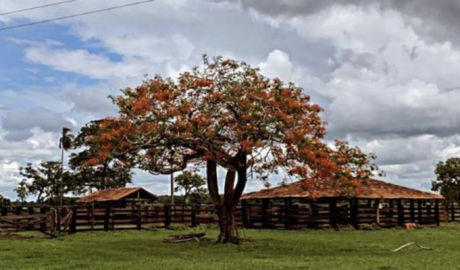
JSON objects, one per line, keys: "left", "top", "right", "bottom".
{"left": 91, "top": 56, "right": 377, "bottom": 243}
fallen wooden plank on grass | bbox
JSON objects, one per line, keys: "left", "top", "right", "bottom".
{"left": 392, "top": 242, "right": 433, "bottom": 252}
{"left": 164, "top": 233, "right": 212, "bottom": 243}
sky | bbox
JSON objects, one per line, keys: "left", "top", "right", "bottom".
{"left": 1, "top": 0, "right": 460, "bottom": 199}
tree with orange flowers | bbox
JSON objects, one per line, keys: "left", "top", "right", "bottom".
{"left": 92, "top": 56, "right": 377, "bottom": 244}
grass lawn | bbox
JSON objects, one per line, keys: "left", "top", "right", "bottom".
{"left": 1, "top": 224, "right": 460, "bottom": 270}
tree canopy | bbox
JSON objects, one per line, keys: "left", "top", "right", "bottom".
{"left": 69, "top": 120, "right": 133, "bottom": 193}
{"left": 432, "top": 157, "right": 460, "bottom": 203}
{"left": 0, "top": 194, "right": 10, "bottom": 207}
{"left": 174, "top": 170, "right": 207, "bottom": 204}
{"left": 16, "top": 161, "right": 72, "bottom": 204}
{"left": 90, "top": 56, "right": 377, "bottom": 243}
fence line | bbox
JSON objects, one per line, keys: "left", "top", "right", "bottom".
{"left": 1, "top": 201, "right": 460, "bottom": 234}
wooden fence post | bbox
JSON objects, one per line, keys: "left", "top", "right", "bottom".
{"left": 261, "top": 199, "right": 271, "bottom": 228}
{"left": 15, "top": 206, "right": 22, "bottom": 215}
{"left": 39, "top": 207, "right": 47, "bottom": 231}
{"left": 308, "top": 200, "right": 315, "bottom": 228}
{"left": 388, "top": 200, "right": 394, "bottom": 222}
{"left": 70, "top": 206, "right": 77, "bottom": 234}
{"left": 374, "top": 199, "right": 380, "bottom": 226}
{"left": 1, "top": 207, "right": 7, "bottom": 216}
{"left": 397, "top": 199, "right": 404, "bottom": 226}
{"left": 411, "top": 200, "right": 417, "bottom": 222}
{"left": 136, "top": 205, "right": 142, "bottom": 230}
{"left": 90, "top": 205, "right": 95, "bottom": 232}
{"left": 191, "top": 205, "right": 197, "bottom": 227}
{"left": 435, "top": 200, "right": 440, "bottom": 226}
{"left": 241, "top": 200, "right": 249, "bottom": 228}
{"left": 329, "top": 198, "right": 337, "bottom": 229}
{"left": 417, "top": 199, "right": 423, "bottom": 224}
{"left": 164, "top": 205, "right": 171, "bottom": 228}
{"left": 104, "top": 205, "right": 111, "bottom": 231}
{"left": 350, "top": 199, "right": 358, "bottom": 228}
{"left": 284, "top": 198, "right": 291, "bottom": 230}
{"left": 56, "top": 207, "right": 61, "bottom": 232}
{"left": 451, "top": 201, "right": 455, "bottom": 222}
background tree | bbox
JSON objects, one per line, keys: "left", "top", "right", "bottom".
{"left": 174, "top": 170, "right": 207, "bottom": 204}
{"left": 432, "top": 157, "right": 460, "bottom": 204}
{"left": 0, "top": 194, "right": 10, "bottom": 207}
{"left": 69, "top": 120, "right": 133, "bottom": 194}
{"left": 70, "top": 164, "right": 132, "bottom": 194}
{"left": 17, "top": 161, "right": 72, "bottom": 204}
{"left": 59, "top": 127, "right": 74, "bottom": 206}
{"left": 14, "top": 183, "right": 27, "bottom": 203}
{"left": 91, "top": 56, "right": 377, "bottom": 243}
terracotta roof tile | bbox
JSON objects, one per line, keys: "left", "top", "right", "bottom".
{"left": 241, "top": 179, "right": 444, "bottom": 200}
{"left": 77, "top": 187, "right": 156, "bottom": 204}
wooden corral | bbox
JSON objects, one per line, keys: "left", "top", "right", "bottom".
{"left": 241, "top": 179, "right": 444, "bottom": 229}
{"left": 55, "top": 204, "right": 242, "bottom": 233}
{"left": 3, "top": 201, "right": 460, "bottom": 234}
{"left": 0, "top": 206, "right": 55, "bottom": 233}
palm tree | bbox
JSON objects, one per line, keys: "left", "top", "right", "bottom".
{"left": 59, "top": 127, "right": 74, "bottom": 206}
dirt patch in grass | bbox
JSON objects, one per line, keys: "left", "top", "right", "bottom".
{"left": 0, "top": 231, "right": 50, "bottom": 240}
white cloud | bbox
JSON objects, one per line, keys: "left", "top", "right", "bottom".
{"left": 0, "top": 159, "right": 21, "bottom": 190}
{"left": 2, "top": 107, "right": 73, "bottom": 141}
{"left": 25, "top": 47, "right": 150, "bottom": 81}
{"left": 259, "top": 50, "right": 293, "bottom": 81}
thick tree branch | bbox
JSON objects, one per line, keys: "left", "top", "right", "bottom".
{"left": 224, "top": 169, "right": 236, "bottom": 207}
{"left": 207, "top": 160, "right": 222, "bottom": 206}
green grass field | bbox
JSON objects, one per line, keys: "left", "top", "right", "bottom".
{"left": 1, "top": 224, "right": 460, "bottom": 270}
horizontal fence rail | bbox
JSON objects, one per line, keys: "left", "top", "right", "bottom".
{"left": 1, "top": 199, "right": 459, "bottom": 234}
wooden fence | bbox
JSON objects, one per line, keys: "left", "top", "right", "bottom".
{"left": 0, "top": 206, "right": 54, "bottom": 233}
{"left": 244, "top": 199, "right": 443, "bottom": 229}
{"left": 2, "top": 201, "right": 460, "bottom": 234}
{"left": 61, "top": 204, "right": 236, "bottom": 232}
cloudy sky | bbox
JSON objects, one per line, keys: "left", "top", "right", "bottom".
{"left": 1, "top": 0, "right": 459, "bottom": 199}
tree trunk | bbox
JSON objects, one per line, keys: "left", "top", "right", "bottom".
{"left": 217, "top": 204, "right": 238, "bottom": 244}
{"left": 60, "top": 148, "right": 64, "bottom": 207}
{"left": 206, "top": 153, "right": 248, "bottom": 244}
